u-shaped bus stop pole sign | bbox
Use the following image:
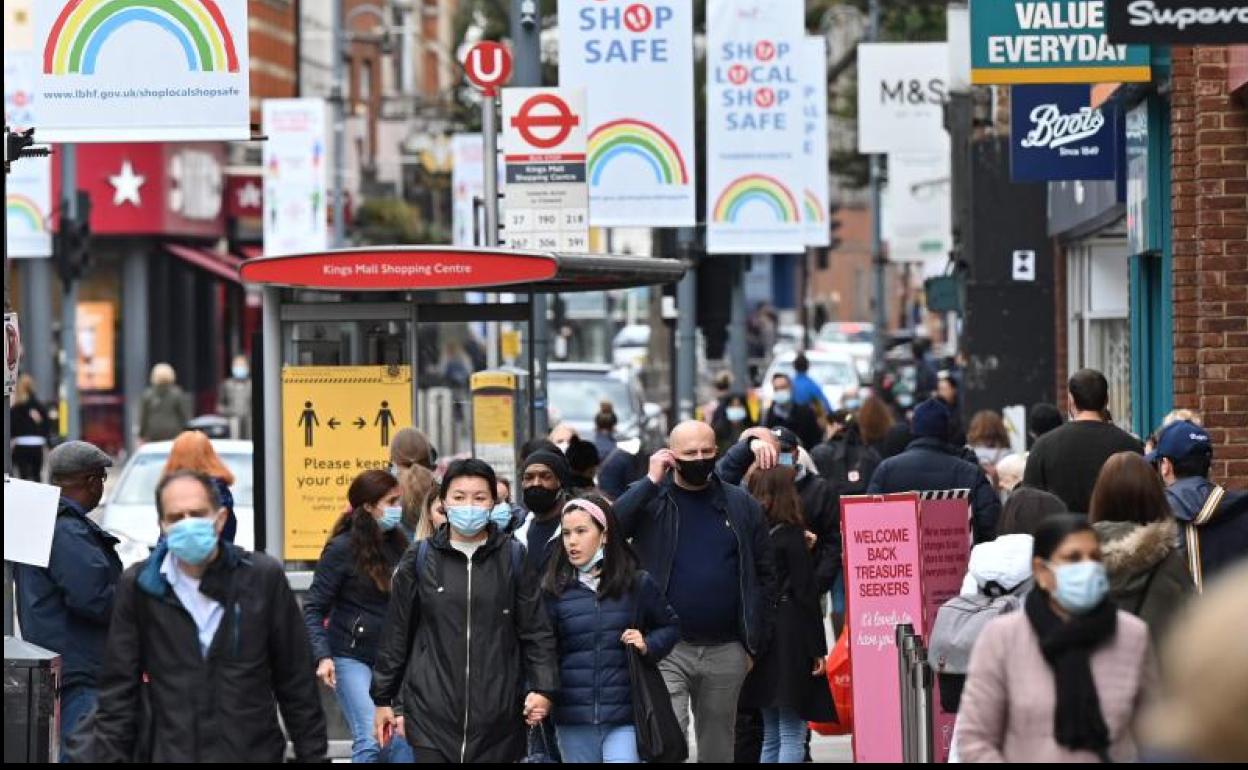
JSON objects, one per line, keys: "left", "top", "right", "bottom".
{"left": 463, "top": 42, "right": 514, "bottom": 250}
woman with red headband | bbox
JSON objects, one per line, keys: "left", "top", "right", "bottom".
{"left": 541, "top": 494, "right": 682, "bottom": 763}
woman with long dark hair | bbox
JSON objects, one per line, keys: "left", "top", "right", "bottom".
{"left": 302, "top": 470, "right": 413, "bottom": 763}
{"left": 738, "top": 467, "right": 835, "bottom": 763}
{"left": 541, "top": 495, "right": 681, "bottom": 762}
{"left": 958, "top": 515, "right": 1159, "bottom": 762}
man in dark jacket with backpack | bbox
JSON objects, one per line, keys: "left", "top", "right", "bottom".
{"left": 868, "top": 399, "right": 1001, "bottom": 544}
{"left": 14, "top": 441, "right": 122, "bottom": 758}
{"left": 93, "top": 471, "right": 327, "bottom": 762}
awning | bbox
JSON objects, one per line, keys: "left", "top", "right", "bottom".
{"left": 166, "top": 243, "right": 244, "bottom": 284}
{"left": 238, "top": 246, "right": 686, "bottom": 294}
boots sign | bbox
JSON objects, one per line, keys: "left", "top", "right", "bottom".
{"left": 1108, "top": 0, "right": 1248, "bottom": 44}
{"left": 1010, "top": 84, "right": 1117, "bottom": 182}
{"left": 970, "top": 0, "right": 1151, "bottom": 84}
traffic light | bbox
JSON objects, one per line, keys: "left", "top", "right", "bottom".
{"left": 54, "top": 190, "right": 92, "bottom": 286}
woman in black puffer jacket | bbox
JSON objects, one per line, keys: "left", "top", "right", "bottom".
{"left": 543, "top": 495, "right": 681, "bottom": 763}
{"left": 302, "top": 470, "right": 413, "bottom": 763}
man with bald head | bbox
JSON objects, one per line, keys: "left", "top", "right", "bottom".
{"left": 614, "top": 421, "right": 776, "bottom": 762}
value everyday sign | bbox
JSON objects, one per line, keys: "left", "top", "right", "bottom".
{"left": 1011, "top": 84, "right": 1116, "bottom": 182}
{"left": 1107, "top": 0, "right": 1248, "bottom": 45}
{"left": 971, "top": 0, "right": 1151, "bottom": 84}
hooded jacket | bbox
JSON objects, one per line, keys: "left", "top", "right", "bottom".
{"left": 370, "top": 525, "right": 559, "bottom": 763}
{"left": 1165, "top": 476, "right": 1248, "bottom": 589}
{"left": 1095, "top": 519, "right": 1194, "bottom": 644}
{"left": 94, "top": 540, "right": 327, "bottom": 763}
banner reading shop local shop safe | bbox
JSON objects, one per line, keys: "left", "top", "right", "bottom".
{"left": 263, "top": 98, "right": 329, "bottom": 257}
{"left": 970, "top": 0, "right": 1150, "bottom": 84}
{"left": 706, "top": 0, "right": 806, "bottom": 255}
{"left": 558, "top": 0, "right": 696, "bottom": 227}
{"left": 33, "top": 0, "right": 251, "bottom": 141}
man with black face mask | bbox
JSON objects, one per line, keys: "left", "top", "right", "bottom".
{"left": 614, "top": 421, "right": 776, "bottom": 763}
{"left": 515, "top": 449, "right": 573, "bottom": 577}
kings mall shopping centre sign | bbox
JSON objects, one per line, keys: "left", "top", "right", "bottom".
{"left": 971, "top": 0, "right": 1152, "bottom": 84}
{"left": 1107, "top": 0, "right": 1248, "bottom": 45}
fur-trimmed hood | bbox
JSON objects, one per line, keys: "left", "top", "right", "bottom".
{"left": 1095, "top": 519, "right": 1178, "bottom": 592}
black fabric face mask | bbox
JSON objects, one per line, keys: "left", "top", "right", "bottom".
{"left": 676, "top": 458, "right": 716, "bottom": 487}
{"left": 523, "top": 485, "right": 560, "bottom": 514}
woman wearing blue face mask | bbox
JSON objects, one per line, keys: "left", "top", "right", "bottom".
{"left": 303, "top": 470, "right": 413, "bottom": 763}
{"left": 372, "top": 458, "right": 560, "bottom": 763}
{"left": 958, "top": 514, "right": 1159, "bottom": 763}
{"left": 541, "top": 495, "right": 681, "bottom": 763}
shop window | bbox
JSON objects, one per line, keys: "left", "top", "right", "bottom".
{"left": 1067, "top": 239, "right": 1131, "bottom": 428}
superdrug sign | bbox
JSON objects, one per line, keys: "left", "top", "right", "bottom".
{"left": 1107, "top": 0, "right": 1248, "bottom": 45}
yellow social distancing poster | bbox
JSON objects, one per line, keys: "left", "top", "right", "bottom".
{"left": 281, "top": 365, "right": 412, "bottom": 560}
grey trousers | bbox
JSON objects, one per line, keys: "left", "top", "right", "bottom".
{"left": 658, "top": 640, "right": 750, "bottom": 764}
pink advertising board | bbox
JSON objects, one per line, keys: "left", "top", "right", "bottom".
{"left": 841, "top": 494, "right": 924, "bottom": 764}
{"left": 919, "top": 494, "right": 973, "bottom": 763}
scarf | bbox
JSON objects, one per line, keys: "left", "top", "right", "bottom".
{"left": 1024, "top": 588, "right": 1117, "bottom": 761}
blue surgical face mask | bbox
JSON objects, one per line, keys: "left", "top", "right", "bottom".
{"left": 379, "top": 505, "right": 403, "bottom": 531}
{"left": 232, "top": 365, "right": 249, "bottom": 380}
{"left": 490, "top": 502, "right": 513, "bottom": 531}
{"left": 1048, "top": 560, "right": 1109, "bottom": 614}
{"left": 446, "top": 504, "right": 491, "bottom": 536}
{"left": 778, "top": 453, "right": 795, "bottom": 467}
{"left": 166, "top": 517, "right": 219, "bottom": 566}
{"left": 773, "top": 389, "right": 792, "bottom": 405}
{"left": 726, "top": 405, "right": 748, "bottom": 423}
{"left": 577, "top": 546, "right": 605, "bottom": 574}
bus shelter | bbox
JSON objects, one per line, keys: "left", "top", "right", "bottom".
{"left": 238, "top": 246, "right": 685, "bottom": 566}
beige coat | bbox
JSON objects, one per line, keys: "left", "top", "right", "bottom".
{"left": 957, "top": 609, "right": 1159, "bottom": 763}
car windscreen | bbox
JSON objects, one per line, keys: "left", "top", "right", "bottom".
{"left": 819, "top": 326, "right": 874, "bottom": 344}
{"left": 114, "top": 452, "right": 254, "bottom": 507}
{"left": 773, "top": 360, "right": 857, "bottom": 386}
{"left": 548, "top": 375, "right": 636, "bottom": 423}
{"left": 614, "top": 327, "right": 650, "bottom": 347}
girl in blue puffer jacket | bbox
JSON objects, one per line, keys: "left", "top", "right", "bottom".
{"left": 542, "top": 495, "right": 681, "bottom": 763}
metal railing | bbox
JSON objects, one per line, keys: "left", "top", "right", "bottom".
{"left": 896, "top": 623, "right": 935, "bottom": 763}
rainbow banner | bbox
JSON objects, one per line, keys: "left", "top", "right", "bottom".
{"left": 34, "top": 0, "right": 250, "bottom": 142}
{"left": 6, "top": 194, "right": 47, "bottom": 232}
{"left": 705, "top": 0, "right": 805, "bottom": 254}
{"left": 5, "top": 50, "right": 53, "bottom": 258}
{"left": 712, "top": 174, "right": 799, "bottom": 224}
{"left": 558, "top": 0, "right": 696, "bottom": 227}
{"left": 802, "top": 37, "right": 831, "bottom": 247}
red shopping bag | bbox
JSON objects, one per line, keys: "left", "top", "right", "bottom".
{"left": 809, "top": 627, "right": 853, "bottom": 736}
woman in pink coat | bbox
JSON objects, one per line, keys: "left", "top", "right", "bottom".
{"left": 958, "top": 515, "right": 1159, "bottom": 763}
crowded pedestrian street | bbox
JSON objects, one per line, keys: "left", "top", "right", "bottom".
{"left": 4, "top": 0, "right": 1247, "bottom": 764}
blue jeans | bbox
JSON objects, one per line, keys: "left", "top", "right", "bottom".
{"left": 760, "top": 706, "right": 807, "bottom": 764}
{"left": 556, "top": 723, "right": 640, "bottom": 763}
{"left": 59, "top": 685, "right": 97, "bottom": 762}
{"left": 333, "top": 657, "right": 413, "bottom": 763}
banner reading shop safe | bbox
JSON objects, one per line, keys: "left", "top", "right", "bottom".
{"left": 970, "top": 0, "right": 1151, "bottom": 84}
{"left": 33, "top": 0, "right": 251, "bottom": 142}
{"left": 706, "top": 0, "right": 806, "bottom": 255}
{"left": 558, "top": 0, "right": 696, "bottom": 227}
{"left": 281, "top": 366, "right": 412, "bottom": 560}
{"left": 263, "top": 98, "right": 329, "bottom": 257}
{"left": 5, "top": 50, "right": 52, "bottom": 258}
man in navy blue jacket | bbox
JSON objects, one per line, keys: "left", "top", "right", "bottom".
{"left": 868, "top": 399, "right": 1001, "bottom": 543}
{"left": 613, "top": 420, "right": 776, "bottom": 763}
{"left": 15, "top": 440, "right": 123, "bottom": 758}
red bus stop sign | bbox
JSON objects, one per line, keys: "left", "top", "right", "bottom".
{"left": 464, "top": 42, "right": 513, "bottom": 96}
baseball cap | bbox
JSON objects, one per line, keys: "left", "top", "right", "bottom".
{"left": 1147, "top": 420, "right": 1212, "bottom": 463}
{"left": 770, "top": 427, "right": 801, "bottom": 452}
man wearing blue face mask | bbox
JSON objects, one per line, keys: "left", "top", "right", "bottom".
{"left": 94, "top": 471, "right": 327, "bottom": 762}
{"left": 372, "top": 458, "right": 559, "bottom": 763}
{"left": 303, "top": 470, "right": 415, "bottom": 763}
{"left": 763, "top": 373, "right": 822, "bottom": 450}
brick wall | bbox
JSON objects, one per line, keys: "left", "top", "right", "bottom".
{"left": 1171, "top": 45, "right": 1248, "bottom": 489}
{"left": 248, "top": 0, "right": 298, "bottom": 126}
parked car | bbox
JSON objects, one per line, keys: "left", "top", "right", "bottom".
{"left": 815, "top": 321, "right": 875, "bottom": 383}
{"left": 612, "top": 323, "right": 651, "bottom": 370}
{"left": 98, "top": 439, "right": 254, "bottom": 568}
{"left": 547, "top": 363, "right": 665, "bottom": 451}
{"left": 758, "top": 349, "right": 861, "bottom": 411}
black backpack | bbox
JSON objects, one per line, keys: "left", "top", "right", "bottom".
{"left": 812, "top": 438, "right": 881, "bottom": 496}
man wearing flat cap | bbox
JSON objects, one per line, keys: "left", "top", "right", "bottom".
{"left": 14, "top": 440, "right": 123, "bottom": 757}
